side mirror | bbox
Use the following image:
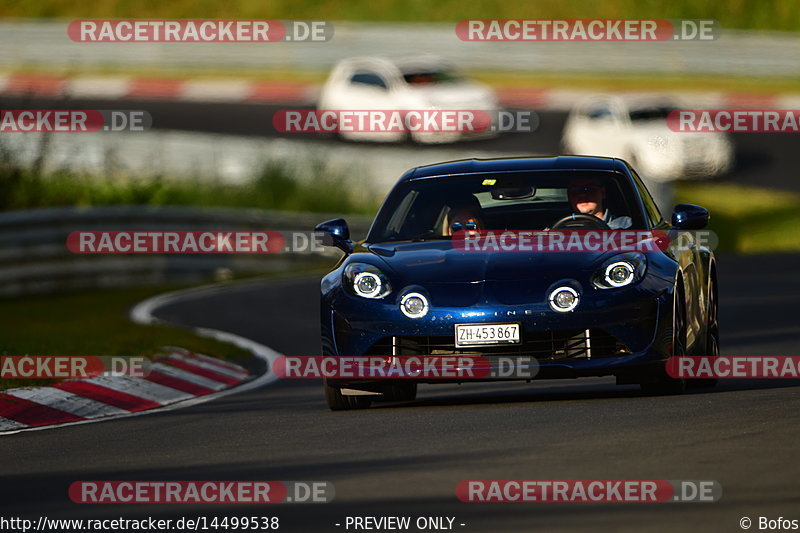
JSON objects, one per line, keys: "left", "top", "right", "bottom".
{"left": 671, "top": 204, "right": 709, "bottom": 230}
{"left": 314, "top": 218, "right": 353, "bottom": 254}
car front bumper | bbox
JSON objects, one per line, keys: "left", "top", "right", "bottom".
{"left": 322, "top": 280, "right": 674, "bottom": 388}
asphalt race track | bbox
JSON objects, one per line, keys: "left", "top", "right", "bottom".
{"left": 1, "top": 254, "right": 799, "bottom": 532}
{"left": 1, "top": 95, "right": 799, "bottom": 194}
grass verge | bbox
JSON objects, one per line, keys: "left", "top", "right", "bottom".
{"left": 0, "top": 285, "right": 254, "bottom": 391}
{"left": 675, "top": 181, "right": 800, "bottom": 254}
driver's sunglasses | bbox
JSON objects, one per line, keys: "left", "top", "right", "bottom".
{"left": 568, "top": 185, "right": 602, "bottom": 195}
{"left": 450, "top": 219, "right": 478, "bottom": 232}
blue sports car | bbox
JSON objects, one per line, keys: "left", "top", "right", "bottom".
{"left": 315, "top": 156, "right": 718, "bottom": 410}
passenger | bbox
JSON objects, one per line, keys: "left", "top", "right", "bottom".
{"left": 443, "top": 195, "right": 484, "bottom": 236}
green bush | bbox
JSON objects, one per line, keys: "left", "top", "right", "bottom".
{"left": 0, "top": 160, "right": 378, "bottom": 214}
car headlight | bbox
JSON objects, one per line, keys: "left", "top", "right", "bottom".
{"left": 592, "top": 252, "right": 647, "bottom": 289}
{"left": 548, "top": 286, "right": 579, "bottom": 312}
{"left": 344, "top": 263, "right": 391, "bottom": 299}
{"left": 605, "top": 262, "right": 635, "bottom": 287}
{"left": 400, "top": 292, "right": 429, "bottom": 319}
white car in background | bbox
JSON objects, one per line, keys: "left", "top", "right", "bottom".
{"left": 561, "top": 95, "right": 734, "bottom": 180}
{"left": 317, "top": 56, "right": 500, "bottom": 143}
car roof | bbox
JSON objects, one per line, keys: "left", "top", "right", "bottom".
{"left": 402, "top": 156, "right": 627, "bottom": 182}
{"left": 334, "top": 55, "right": 451, "bottom": 73}
{"left": 576, "top": 94, "right": 678, "bottom": 112}
{"left": 393, "top": 56, "right": 452, "bottom": 73}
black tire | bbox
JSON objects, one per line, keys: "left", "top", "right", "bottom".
{"left": 641, "top": 283, "right": 688, "bottom": 395}
{"left": 380, "top": 382, "right": 418, "bottom": 403}
{"left": 691, "top": 278, "right": 719, "bottom": 389}
{"left": 324, "top": 381, "right": 372, "bottom": 411}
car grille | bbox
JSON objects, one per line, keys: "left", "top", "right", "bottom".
{"left": 365, "top": 329, "right": 629, "bottom": 361}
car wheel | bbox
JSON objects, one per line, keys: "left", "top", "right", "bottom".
{"left": 641, "top": 284, "right": 688, "bottom": 395}
{"left": 691, "top": 279, "right": 719, "bottom": 389}
{"left": 380, "top": 382, "right": 417, "bottom": 402}
{"left": 324, "top": 381, "right": 372, "bottom": 410}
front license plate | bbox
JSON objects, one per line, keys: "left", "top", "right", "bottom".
{"left": 455, "top": 323, "right": 521, "bottom": 347}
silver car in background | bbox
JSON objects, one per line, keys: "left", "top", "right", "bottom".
{"left": 561, "top": 95, "right": 734, "bottom": 180}
{"left": 317, "top": 56, "right": 501, "bottom": 143}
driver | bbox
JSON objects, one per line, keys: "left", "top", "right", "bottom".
{"left": 567, "top": 178, "right": 632, "bottom": 229}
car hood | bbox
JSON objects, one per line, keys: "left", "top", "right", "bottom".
{"left": 371, "top": 239, "right": 612, "bottom": 279}
{"left": 363, "top": 241, "right": 616, "bottom": 306}
{"left": 631, "top": 121, "right": 725, "bottom": 141}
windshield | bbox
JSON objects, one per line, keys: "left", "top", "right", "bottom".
{"left": 402, "top": 69, "right": 463, "bottom": 85}
{"left": 628, "top": 106, "right": 675, "bottom": 121}
{"left": 366, "top": 170, "right": 645, "bottom": 243}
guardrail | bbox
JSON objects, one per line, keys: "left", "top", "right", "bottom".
{"left": 0, "top": 206, "right": 373, "bottom": 297}
{"left": 0, "top": 131, "right": 504, "bottom": 196}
